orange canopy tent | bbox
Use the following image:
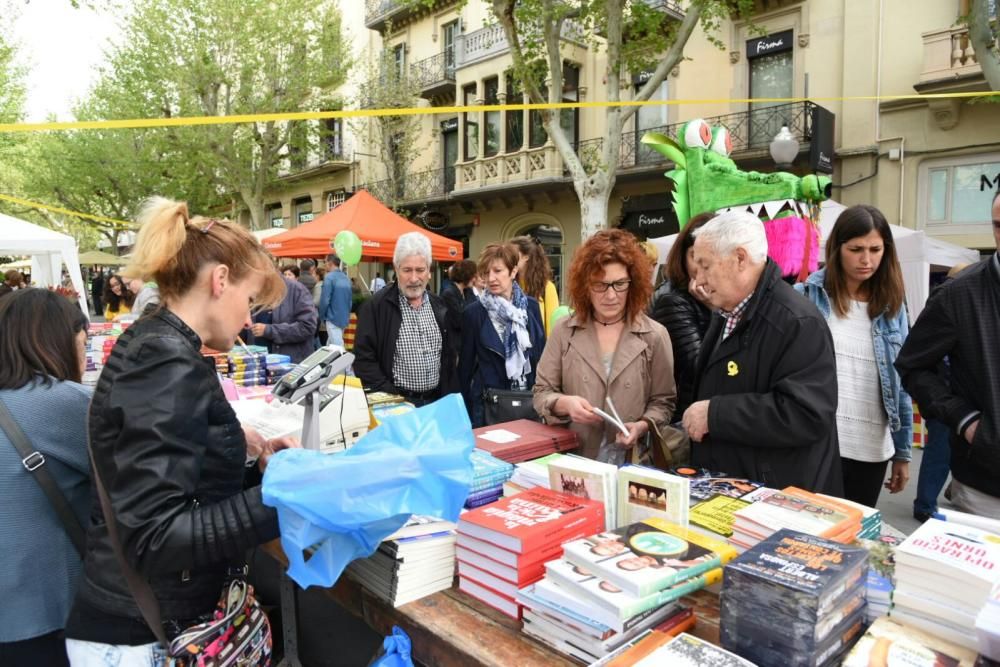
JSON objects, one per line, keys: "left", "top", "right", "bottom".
{"left": 263, "top": 190, "right": 463, "bottom": 262}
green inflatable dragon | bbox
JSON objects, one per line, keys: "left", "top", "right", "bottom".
{"left": 641, "top": 119, "right": 832, "bottom": 279}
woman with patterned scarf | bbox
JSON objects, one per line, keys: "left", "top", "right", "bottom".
{"left": 459, "top": 243, "right": 546, "bottom": 427}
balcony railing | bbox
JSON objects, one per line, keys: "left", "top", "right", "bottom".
{"left": 918, "top": 25, "right": 985, "bottom": 89}
{"left": 410, "top": 51, "right": 456, "bottom": 98}
{"left": 364, "top": 0, "right": 399, "bottom": 28}
{"left": 455, "top": 20, "right": 587, "bottom": 69}
{"left": 362, "top": 167, "right": 453, "bottom": 206}
{"left": 365, "top": 0, "right": 458, "bottom": 32}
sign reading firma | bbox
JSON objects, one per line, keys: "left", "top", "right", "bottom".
{"left": 747, "top": 29, "right": 794, "bottom": 59}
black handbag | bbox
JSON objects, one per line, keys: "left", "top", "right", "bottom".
{"left": 482, "top": 387, "right": 540, "bottom": 425}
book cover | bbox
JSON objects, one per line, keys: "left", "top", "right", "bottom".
{"left": 617, "top": 465, "right": 689, "bottom": 528}
{"left": 723, "top": 528, "right": 868, "bottom": 621}
{"left": 689, "top": 476, "right": 765, "bottom": 503}
{"left": 628, "top": 632, "right": 756, "bottom": 667}
{"left": 457, "top": 487, "right": 604, "bottom": 553}
{"left": 547, "top": 455, "right": 618, "bottom": 531}
{"left": 841, "top": 617, "right": 978, "bottom": 667}
{"left": 562, "top": 518, "right": 735, "bottom": 597}
{"left": 516, "top": 583, "right": 616, "bottom": 639}
{"left": 545, "top": 556, "right": 721, "bottom": 621}
{"left": 689, "top": 495, "right": 751, "bottom": 538}
{"left": 895, "top": 518, "right": 1000, "bottom": 591}
{"left": 456, "top": 532, "right": 570, "bottom": 571}
{"left": 383, "top": 515, "right": 457, "bottom": 541}
{"left": 458, "top": 577, "right": 520, "bottom": 620}
{"left": 733, "top": 488, "right": 858, "bottom": 542}
{"left": 473, "top": 420, "right": 578, "bottom": 463}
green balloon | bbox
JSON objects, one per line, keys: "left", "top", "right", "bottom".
{"left": 550, "top": 305, "right": 572, "bottom": 330}
{"left": 334, "top": 230, "right": 362, "bottom": 266}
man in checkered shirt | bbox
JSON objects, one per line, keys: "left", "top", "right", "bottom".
{"left": 353, "top": 232, "right": 457, "bottom": 407}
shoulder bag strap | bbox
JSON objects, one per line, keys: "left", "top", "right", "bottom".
{"left": 0, "top": 398, "right": 87, "bottom": 556}
{"left": 87, "top": 444, "right": 171, "bottom": 649}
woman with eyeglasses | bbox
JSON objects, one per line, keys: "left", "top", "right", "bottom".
{"left": 534, "top": 229, "right": 676, "bottom": 464}
{"left": 102, "top": 274, "right": 135, "bottom": 321}
{"left": 458, "top": 243, "right": 546, "bottom": 427}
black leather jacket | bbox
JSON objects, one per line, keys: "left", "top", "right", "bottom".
{"left": 650, "top": 281, "right": 712, "bottom": 418}
{"left": 71, "top": 309, "right": 279, "bottom": 629}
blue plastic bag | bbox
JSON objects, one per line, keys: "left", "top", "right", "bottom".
{"left": 262, "top": 393, "right": 474, "bottom": 588}
{"left": 371, "top": 626, "right": 414, "bottom": 667}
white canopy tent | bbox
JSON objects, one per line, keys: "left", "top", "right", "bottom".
{"left": 647, "top": 200, "right": 980, "bottom": 320}
{"left": 0, "top": 213, "right": 89, "bottom": 314}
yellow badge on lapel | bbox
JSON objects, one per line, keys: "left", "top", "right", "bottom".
{"left": 727, "top": 361, "right": 739, "bottom": 377}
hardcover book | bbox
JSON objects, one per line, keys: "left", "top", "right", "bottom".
{"left": 473, "top": 420, "right": 578, "bottom": 462}
{"left": 617, "top": 465, "right": 689, "bottom": 528}
{"left": 561, "top": 518, "right": 736, "bottom": 597}
{"left": 457, "top": 487, "right": 604, "bottom": 554}
{"left": 547, "top": 454, "right": 619, "bottom": 531}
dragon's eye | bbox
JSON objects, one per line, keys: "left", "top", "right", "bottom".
{"left": 710, "top": 127, "right": 732, "bottom": 157}
{"left": 683, "top": 119, "right": 712, "bottom": 149}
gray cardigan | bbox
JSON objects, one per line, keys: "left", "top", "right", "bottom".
{"left": 0, "top": 379, "right": 92, "bottom": 641}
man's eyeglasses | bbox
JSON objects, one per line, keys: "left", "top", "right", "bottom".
{"left": 590, "top": 279, "right": 631, "bottom": 293}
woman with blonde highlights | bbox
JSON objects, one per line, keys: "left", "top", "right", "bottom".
{"left": 534, "top": 229, "right": 676, "bottom": 463}
{"left": 65, "top": 198, "right": 292, "bottom": 663}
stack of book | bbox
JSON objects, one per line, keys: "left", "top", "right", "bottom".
{"left": 504, "top": 453, "right": 565, "bottom": 496}
{"left": 891, "top": 518, "right": 1000, "bottom": 651}
{"left": 730, "top": 487, "right": 862, "bottom": 553}
{"left": 518, "top": 519, "right": 737, "bottom": 663}
{"left": 687, "top": 495, "right": 752, "bottom": 542}
{"left": 670, "top": 466, "right": 768, "bottom": 505}
{"left": 546, "top": 454, "right": 619, "bottom": 530}
{"left": 345, "top": 515, "right": 457, "bottom": 607}
{"left": 465, "top": 450, "right": 515, "bottom": 508}
{"left": 841, "top": 617, "right": 978, "bottom": 666}
{"left": 595, "top": 631, "right": 757, "bottom": 667}
{"left": 819, "top": 493, "right": 881, "bottom": 539}
{"left": 473, "top": 420, "right": 578, "bottom": 463}
{"left": 721, "top": 529, "right": 869, "bottom": 667}
{"left": 227, "top": 346, "right": 270, "bottom": 386}
{"left": 857, "top": 534, "right": 902, "bottom": 623}
{"left": 977, "top": 580, "right": 1000, "bottom": 662}
{"left": 455, "top": 487, "right": 604, "bottom": 619}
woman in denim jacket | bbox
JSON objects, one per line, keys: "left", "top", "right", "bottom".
{"left": 796, "top": 205, "right": 912, "bottom": 507}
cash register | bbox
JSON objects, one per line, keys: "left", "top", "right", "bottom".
{"left": 271, "top": 345, "right": 370, "bottom": 453}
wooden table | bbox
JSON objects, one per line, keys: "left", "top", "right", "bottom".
{"left": 263, "top": 541, "right": 721, "bottom": 667}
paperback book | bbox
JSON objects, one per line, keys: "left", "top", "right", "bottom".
{"left": 594, "top": 632, "right": 757, "bottom": 667}
{"left": 841, "top": 617, "right": 978, "bottom": 667}
{"left": 688, "top": 494, "right": 751, "bottom": 539}
{"left": 547, "top": 454, "right": 619, "bottom": 530}
{"left": 561, "top": 518, "right": 735, "bottom": 597}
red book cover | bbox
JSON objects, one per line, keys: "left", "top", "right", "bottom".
{"left": 458, "top": 487, "right": 604, "bottom": 554}
{"left": 456, "top": 530, "right": 597, "bottom": 571}
{"left": 473, "top": 420, "right": 578, "bottom": 463}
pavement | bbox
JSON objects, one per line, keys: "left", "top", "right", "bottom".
{"left": 875, "top": 445, "right": 950, "bottom": 537}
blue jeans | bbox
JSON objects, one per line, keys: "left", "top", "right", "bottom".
{"left": 913, "top": 417, "right": 951, "bottom": 516}
{"left": 65, "top": 639, "right": 167, "bottom": 666}
{"left": 326, "top": 322, "right": 345, "bottom": 348}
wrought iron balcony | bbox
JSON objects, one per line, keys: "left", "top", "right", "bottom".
{"left": 410, "top": 51, "right": 456, "bottom": 100}
{"left": 362, "top": 167, "right": 453, "bottom": 207}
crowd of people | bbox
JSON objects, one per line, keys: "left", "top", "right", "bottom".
{"left": 1, "top": 191, "right": 997, "bottom": 666}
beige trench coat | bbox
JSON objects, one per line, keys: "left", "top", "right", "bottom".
{"left": 532, "top": 313, "right": 677, "bottom": 461}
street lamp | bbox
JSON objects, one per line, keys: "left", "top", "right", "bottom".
{"left": 769, "top": 124, "right": 799, "bottom": 169}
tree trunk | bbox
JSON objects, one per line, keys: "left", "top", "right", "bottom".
{"left": 969, "top": 0, "right": 1000, "bottom": 90}
{"left": 578, "top": 184, "right": 612, "bottom": 241}
{"left": 240, "top": 188, "right": 264, "bottom": 229}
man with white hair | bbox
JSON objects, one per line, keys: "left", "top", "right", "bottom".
{"left": 353, "top": 231, "right": 456, "bottom": 405}
{"left": 681, "top": 210, "right": 842, "bottom": 494}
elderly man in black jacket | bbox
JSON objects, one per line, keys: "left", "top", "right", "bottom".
{"left": 895, "top": 192, "right": 1000, "bottom": 518}
{"left": 353, "top": 232, "right": 456, "bottom": 406}
{"left": 681, "top": 210, "right": 842, "bottom": 494}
